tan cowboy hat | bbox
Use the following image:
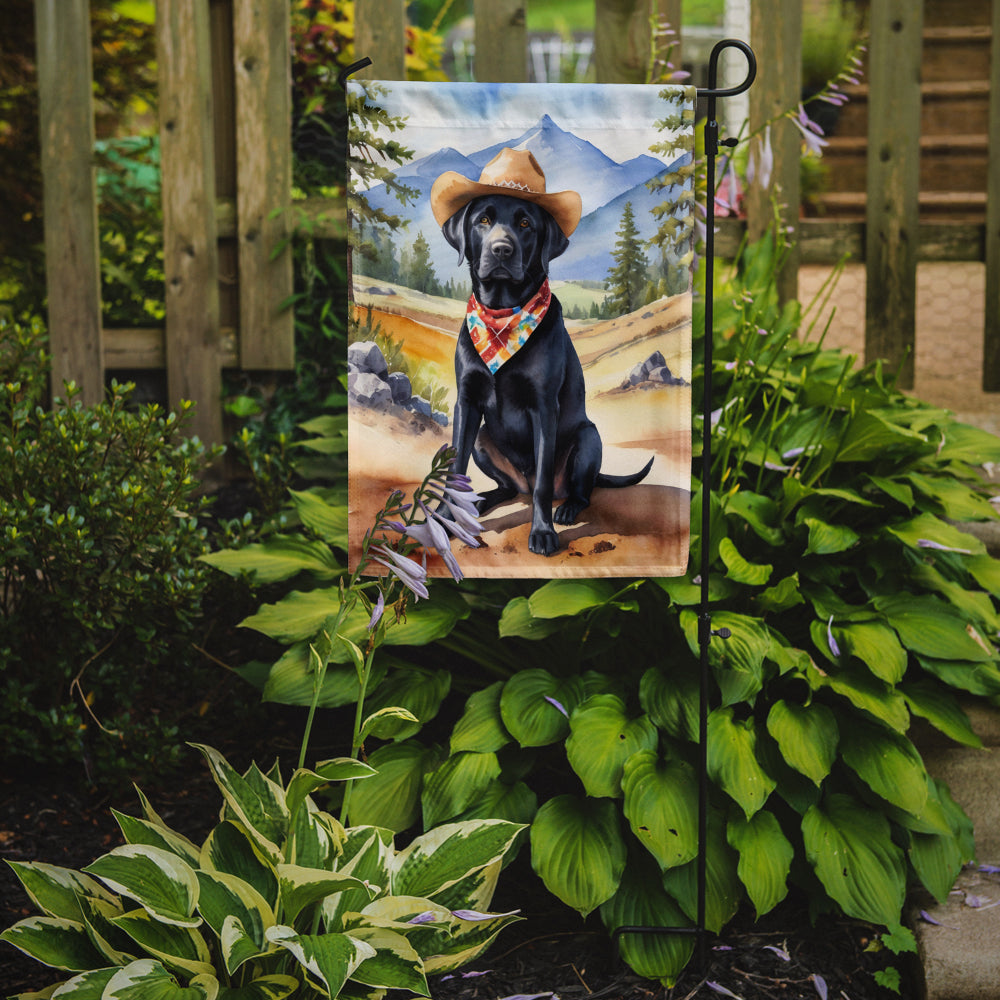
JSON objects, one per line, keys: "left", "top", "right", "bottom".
{"left": 430, "top": 148, "right": 583, "bottom": 237}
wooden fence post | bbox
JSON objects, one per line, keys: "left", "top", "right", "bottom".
{"left": 864, "top": 0, "right": 923, "bottom": 389}
{"left": 983, "top": 0, "right": 1000, "bottom": 391}
{"left": 355, "top": 0, "right": 406, "bottom": 80}
{"left": 157, "top": 0, "right": 223, "bottom": 445}
{"left": 594, "top": 0, "right": 654, "bottom": 84}
{"left": 747, "top": 0, "right": 801, "bottom": 305}
{"left": 34, "top": 0, "right": 104, "bottom": 405}
{"left": 233, "top": 0, "right": 294, "bottom": 370}
{"left": 474, "top": 0, "right": 527, "bottom": 83}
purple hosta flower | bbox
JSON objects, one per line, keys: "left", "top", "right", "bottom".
{"left": 917, "top": 538, "right": 973, "bottom": 555}
{"left": 812, "top": 974, "right": 828, "bottom": 1000}
{"left": 496, "top": 994, "right": 557, "bottom": 1000}
{"left": 407, "top": 911, "right": 438, "bottom": 925}
{"left": 451, "top": 908, "right": 521, "bottom": 921}
{"left": 409, "top": 502, "right": 463, "bottom": 581}
{"left": 979, "top": 864, "right": 1000, "bottom": 874}
{"left": 544, "top": 695, "right": 569, "bottom": 718}
{"left": 706, "top": 983, "right": 742, "bottom": 999}
{"left": 369, "top": 543, "right": 429, "bottom": 600}
{"left": 441, "top": 970, "right": 493, "bottom": 981}
{"left": 763, "top": 944, "right": 791, "bottom": 962}
{"left": 423, "top": 492, "right": 482, "bottom": 548}
{"left": 747, "top": 125, "right": 774, "bottom": 191}
{"left": 919, "top": 909, "right": 958, "bottom": 929}
{"left": 367, "top": 590, "right": 385, "bottom": 631}
{"left": 827, "top": 616, "right": 842, "bottom": 658}
{"left": 791, "top": 104, "right": 828, "bottom": 156}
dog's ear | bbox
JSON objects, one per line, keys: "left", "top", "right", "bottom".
{"left": 442, "top": 203, "right": 472, "bottom": 263}
{"left": 539, "top": 215, "right": 570, "bottom": 272}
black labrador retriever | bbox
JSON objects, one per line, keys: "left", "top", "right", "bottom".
{"left": 442, "top": 193, "right": 653, "bottom": 556}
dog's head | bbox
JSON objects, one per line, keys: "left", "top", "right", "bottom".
{"left": 442, "top": 195, "right": 569, "bottom": 309}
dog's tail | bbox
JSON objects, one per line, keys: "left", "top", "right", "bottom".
{"left": 595, "top": 456, "right": 654, "bottom": 489}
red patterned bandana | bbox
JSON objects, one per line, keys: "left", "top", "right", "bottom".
{"left": 466, "top": 280, "right": 552, "bottom": 374}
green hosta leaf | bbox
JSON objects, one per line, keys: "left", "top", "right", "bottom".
{"left": 103, "top": 959, "right": 218, "bottom": 1000}
{"left": 265, "top": 926, "right": 375, "bottom": 997}
{"left": 839, "top": 718, "right": 928, "bottom": 816}
{"left": 765, "top": 700, "right": 838, "bottom": 786}
{"left": 724, "top": 490, "right": 784, "bottom": 545}
{"left": 362, "top": 667, "right": 451, "bottom": 740}
{"left": 707, "top": 708, "right": 775, "bottom": 819}
{"left": 875, "top": 594, "right": 995, "bottom": 662}
{"left": 288, "top": 488, "right": 348, "bottom": 545}
{"left": 345, "top": 926, "right": 428, "bottom": 994}
{"left": 911, "top": 562, "right": 1000, "bottom": 633}
{"left": 901, "top": 680, "right": 982, "bottom": 748}
{"left": 530, "top": 795, "right": 626, "bottom": 917}
{"left": 909, "top": 794, "right": 967, "bottom": 907}
{"left": 498, "top": 596, "right": 564, "bottom": 639}
{"left": 885, "top": 512, "right": 985, "bottom": 556}
{"left": 260, "top": 643, "right": 383, "bottom": 709}
{"left": 421, "top": 751, "right": 502, "bottom": 828}
{"left": 195, "top": 871, "right": 273, "bottom": 974}
{"left": 111, "top": 909, "right": 214, "bottom": 978}
{"left": 190, "top": 746, "right": 287, "bottom": 863}
{"left": 661, "top": 811, "right": 741, "bottom": 933}
{"left": 200, "top": 536, "right": 341, "bottom": 584}
{"left": 450, "top": 682, "right": 511, "bottom": 754}
{"left": 566, "top": 695, "right": 658, "bottom": 798}
{"left": 393, "top": 820, "right": 524, "bottom": 901}
{"left": 655, "top": 573, "right": 737, "bottom": 606}
{"left": 453, "top": 779, "right": 538, "bottom": 827}
{"left": 285, "top": 759, "right": 376, "bottom": 822}
{"left": 599, "top": 853, "right": 694, "bottom": 987}
{"left": 935, "top": 421, "right": 1000, "bottom": 464}
{"left": 803, "top": 517, "right": 859, "bottom": 556}
{"left": 834, "top": 409, "right": 927, "bottom": 463}
{"left": 112, "top": 812, "right": 201, "bottom": 868}
{"left": 906, "top": 472, "right": 998, "bottom": 522}
{"left": 4, "top": 862, "right": 118, "bottom": 922}
{"left": 200, "top": 822, "right": 278, "bottom": 910}
{"left": 810, "top": 661, "right": 910, "bottom": 732}
{"left": 277, "top": 865, "right": 374, "bottom": 925}
{"left": 802, "top": 793, "right": 906, "bottom": 926}
{"left": 216, "top": 975, "right": 299, "bottom": 1000}
{"left": 718, "top": 537, "right": 772, "bottom": 585}
{"left": 967, "top": 553, "right": 1000, "bottom": 597}
{"left": 727, "top": 811, "right": 793, "bottom": 917}
{"left": 347, "top": 740, "right": 442, "bottom": 832}
{"left": 755, "top": 573, "right": 805, "bottom": 614}
{"left": 621, "top": 751, "right": 698, "bottom": 871}
{"left": 834, "top": 621, "right": 907, "bottom": 684}
{"left": 527, "top": 579, "right": 616, "bottom": 618}
{"left": 916, "top": 655, "right": 1000, "bottom": 697}
{"left": 0, "top": 916, "right": 107, "bottom": 971}
{"left": 83, "top": 846, "right": 200, "bottom": 928}
{"left": 639, "top": 664, "right": 698, "bottom": 742}
{"left": 499, "top": 670, "right": 584, "bottom": 747}
{"left": 680, "top": 610, "right": 770, "bottom": 706}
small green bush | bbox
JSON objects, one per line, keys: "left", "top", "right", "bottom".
{"left": 0, "top": 317, "right": 219, "bottom": 783}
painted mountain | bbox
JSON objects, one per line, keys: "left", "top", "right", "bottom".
{"left": 356, "top": 114, "right": 692, "bottom": 286}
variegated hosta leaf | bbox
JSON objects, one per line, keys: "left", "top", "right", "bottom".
{"left": 4, "top": 862, "right": 118, "bottom": 922}
{"left": 566, "top": 695, "right": 658, "bottom": 799}
{"left": 83, "top": 846, "right": 200, "bottom": 928}
{"left": 599, "top": 854, "right": 694, "bottom": 987}
{"left": 276, "top": 864, "right": 375, "bottom": 925}
{"left": 424, "top": 859, "right": 501, "bottom": 916}
{"left": 288, "top": 802, "right": 343, "bottom": 870}
{"left": 727, "top": 810, "right": 793, "bottom": 918}
{"left": 46, "top": 966, "right": 118, "bottom": 997}
{"left": 200, "top": 822, "right": 278, "bottom": 910}
{"left": 391, "top": 820, "right": 524, "bottom": 901}
{"left": 190, "top": 745, "right": 287, "bottom": 863}
{"left": 423, "top": 907, "right": 522, "bottom": 975}
{"left": 765, "top": 700, "right": 838, "bottom": 786}
{"left": 110, "top": 908, "right": 214, "bottom": 979}
{"left": 529, "top": 795, "right": 626, "bottom": 917}
{"left": 450, "top": 681, "right": 511, "bottom": 754}
{"left": 214, "top": 975, "right": 299, "bottom": 1000}
{"left": 347, "top": 740, "right": 442, "bottom": 833}
{"left": 706, "top": 707, "right": 776, "bottom": 819}
{"left": 77, "top": 894, "right": 136, "bottom": 966}
{"left": 0, "top": 916, "right": 107, "bottom": 971}
{"left": 661, "top": 811, "right": 742, "bottom": 934}
{"left": 621, "top": 751, "right": 699, "bottom": 871}
{"left": 112, "top": 811, "right": 201, "bottom": 868}
{"left": 285, "top": 760, "right": 375, "bottom": 823}
{"left": 102, "top": 958, "right": 218, "bottom": 999}
{"left": 499, "top": 670, "right": 585, "bottom": 747}
{"left": 344, "top": 926, "right": 429, "bottom": 995}
{"left": 323, "top": 829, "right": 393, "bottom": 931}
{"left": 838, "top": 718, "right": 929, "bottom": 817}
{"left": 421, "top": 751, "right": 502, "bottom": 829}
{"left": 265, "top": 926, "right": 375, "bottom": 998}
{"left": 802, "top": 793, "right": 906, "bottom": 926}
{"left": 195, "top": 871, "right": 274, "bottom": 974}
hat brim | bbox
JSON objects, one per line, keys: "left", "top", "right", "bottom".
{"left": 430, "top": 171, "right": 583, "bottom": 237}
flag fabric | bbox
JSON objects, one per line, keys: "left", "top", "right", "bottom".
{"left": 348, "top": 81, "right": 695, "bottom": 578}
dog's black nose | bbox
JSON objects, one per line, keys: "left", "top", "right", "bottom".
{"left": 490, "top": 240, "right": 513, "bottom": 261}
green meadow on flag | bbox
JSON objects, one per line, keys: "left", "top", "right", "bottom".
{"left": 348, "top": 81, "right": 695, "bottom": 577}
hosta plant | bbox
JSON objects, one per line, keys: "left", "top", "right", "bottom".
{"left": 1, "top": 744, "right": 523, "bottom": 999}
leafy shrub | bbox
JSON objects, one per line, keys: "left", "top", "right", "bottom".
{"left": 0, "top": 317, "right": 220, "bottom": 783}
{"left": 1, "top": 743, "right": 524, "bottom": 998}
{"left": 211, "top": 233, "right": 1000, "bottom": 985}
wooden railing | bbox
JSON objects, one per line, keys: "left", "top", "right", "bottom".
{"left": 32, "top": 0, "right": 999, "bottom": 445}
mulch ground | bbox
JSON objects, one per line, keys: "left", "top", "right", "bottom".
{"left": 1, "top": 740, "right": 913, "bottom": 1000}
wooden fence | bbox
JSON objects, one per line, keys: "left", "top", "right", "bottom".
{"left": 33, "top": 0, "right": 1000, "bottom": 445}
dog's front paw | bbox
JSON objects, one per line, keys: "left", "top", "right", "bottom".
{"left": 553, "top": 497, "right": 588, "bottom": 525}
{"left": 529, "top": 526, "right": 561, "bottom": 556}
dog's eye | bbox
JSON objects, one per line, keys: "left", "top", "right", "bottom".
{"left": 519, "top": 218, "right": 531, "bottom": 229}
{"left": 478, "top": 215, "right": 490, "bottom": 226}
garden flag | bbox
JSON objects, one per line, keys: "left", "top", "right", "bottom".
{"left": 347, "top": 81, "right": 695, "bottom": 578}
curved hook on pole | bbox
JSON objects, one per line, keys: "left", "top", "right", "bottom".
{"left": 697, "top": 38, "right": 757, "bottom": 100}
{"left": 337, "top": 57, "right": 373, "bottom": 90}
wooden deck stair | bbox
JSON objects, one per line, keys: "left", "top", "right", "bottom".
{"left": 815, "top": 2, "right": 993, "bottom": 221}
